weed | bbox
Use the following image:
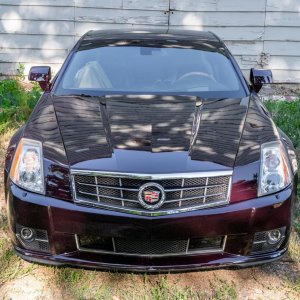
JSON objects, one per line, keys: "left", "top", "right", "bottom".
{"left": 0, "top": 230, "right": 34, "bottom": 285}
{"left": 149, "top": 276, "right": 198, "bottom": 300}
{"left": 54, "top": 267, "right": 113, "bottom": 300}
{"left": 0, "top": 78, "right": 41, "bottom": 133}
{"left": 212, "top": 277, "right": 238, "bottom": 300}
{"left": 288, "top": 231, "right": 300, "bottom": 262}
{"left": 17, "top": 63, "right": 25, "bottom": 81}
{"left": 265, "top": 99, "right": 300, "bottom": 149}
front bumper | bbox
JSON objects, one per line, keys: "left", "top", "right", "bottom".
{"left": 7, "top": 183, "right": 295, "bottom": 272}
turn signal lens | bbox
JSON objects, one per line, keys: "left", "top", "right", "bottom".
{"left": 10, "top": 138, "right": 44, "bottom": 194}
{"left": 258, "top": 141, "right": 292, "bottom": 196}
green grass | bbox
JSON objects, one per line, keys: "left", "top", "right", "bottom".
{"left": 0, "top": 212, "right": 34, "bottom": 285}
{"left": 51, "top": 269, "right": 212, "bottom": 300}
{"left": 265, "top": 99, "right": 300, "bottom": 149}
{"left": 0, "top": 78, "right": 41, "bottom": 134}
{"left": 149, "top": 276, "right": 199, "bottom": 300}
{"left": 212, "top": 278, "right": 238, "bottom": 300}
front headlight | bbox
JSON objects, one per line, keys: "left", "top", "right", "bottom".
{"left": 10, "top": 138, "right": 44, "bottom": 194}
{"left": 258, "top": 141, "right": 292, "bottom": 196}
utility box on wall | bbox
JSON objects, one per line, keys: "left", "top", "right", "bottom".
{"left": 0, "top": 0, "right": 300, "bottom": 82}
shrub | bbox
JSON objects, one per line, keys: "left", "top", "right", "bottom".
{"left": 0, "top": 79, "right": 41, "bottom": 133}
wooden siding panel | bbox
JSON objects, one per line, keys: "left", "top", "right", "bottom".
{"left": 0, "top": 20, "right": 74, "bottom": 35}
{"left": 235, "top": 56, "right": 261, "bottom": 69}
{"left": 75, "top": 7, "right": 168, "bottom": 25}
{"left": 264, "top": 41, "right": 300, "bottom": 56}
{"left": 217, "top": 0, "right": 266, "bottom": 12}
{"left": 225, "top": 41, "right": 264, "bottom": 56}
{"left": 170, "top": 0, "right": 216, "bottom": 11}
{"left": 75, "top": 0, "right": 123, "bottom": 9}
{"left": 0, "top": 1, "right": 74, "bottom": 6}
{"left": 0, "top": 1, "right": 300, "bottom": 82}
{"left": 123, "top": 0, "right": 169, "bottom": 10}
{"left": 171, "top": 0, "right": 266, "bottom": 12}
{"left": 75, "top": 0, "right": 169, "bottom": 10}
{"left": 170, "top": 12, "right": 265, "bottom": 26}
{"left": 0, "top": 34, "right": 75, "bottom": 50}
{"left": 265, "top": 27, "right": 300, "bottom": 41}
{"left": 268, "top": 56, "right": 300, "bottom": 70}
{"left": 266, "top": 0, "right": 300, "bottom": 12}
{"left": 0, "top": 5, "right": 74, "bottom": 20}
{"left": 266, "top": 12, "right": 300, "bottom": 26}
{"left": 0, "top": 49, "right": 68, "bottom": 64}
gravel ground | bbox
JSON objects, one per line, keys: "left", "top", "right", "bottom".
{"left": 259, "top": 84, "right": 300, "bottom": 101}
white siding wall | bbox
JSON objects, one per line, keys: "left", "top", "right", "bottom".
{"left": 0, "top": 0, "right": 300, "bottom": 82}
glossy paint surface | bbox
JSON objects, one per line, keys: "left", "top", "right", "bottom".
{"left": 7, "top": 182, "right": 296, "bottom": 271}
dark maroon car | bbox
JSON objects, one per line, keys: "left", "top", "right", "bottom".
{"left": 4, "top": 29, "right": 298, "bottom": 272}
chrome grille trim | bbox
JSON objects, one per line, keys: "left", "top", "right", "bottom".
{"left": 71, "top": 169, "right": 232, "bottom": 216}
{"left": 71, "top": 169, "right": 233, "bottom": 179}
{"left": 77, "top": 190, "right": 224, "bottom": 203}
{"left": 78, "top": 190, "right": 139, "bottom": 203}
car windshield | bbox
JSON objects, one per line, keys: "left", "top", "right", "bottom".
{"left": 55, "top": 45, "right": 246, "bottom": 97}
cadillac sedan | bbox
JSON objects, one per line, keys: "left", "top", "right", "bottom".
{"left": 4, "top": 29, "right": 298, "bottom": 272}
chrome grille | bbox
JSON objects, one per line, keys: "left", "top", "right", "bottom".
{"left": 72, "top": 171, "right": 232, "bottom": 216}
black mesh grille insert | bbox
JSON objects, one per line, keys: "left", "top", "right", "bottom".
{"left": 77, "top": 235, "right": 225, "bottom": 256}
{"left": 114, "top": 239, "right": 188, "bottom": 255}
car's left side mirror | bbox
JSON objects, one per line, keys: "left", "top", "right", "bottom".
{"left": 28, "top": 66, "right": 52, "bottom": 91}
{"left": 250, "top": 68, "right": 273, "bottom": 93}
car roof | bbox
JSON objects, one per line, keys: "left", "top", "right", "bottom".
{"left": 77, "top": 28, "right": 224, "bottom": 50}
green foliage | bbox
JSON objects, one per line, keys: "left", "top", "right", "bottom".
{"left": 0, "top": 213, "right": 34, "bottom": 285}
{"left": 213, "top": 278, "right": 238, "bottom": 300}
{"left": 0, "top": 78, "right": 42, "bottom": 133}
{"left": 17, "top": 63, "right": 26, "bottom": 81}
{"left": 264, "top": 99, "right": 300, "bottom": 149}
{"left": 150, "top": 276, "right": 197, "bottom": 300}
{"left": 265, "top": 99, "right": 300, "bottom": 236}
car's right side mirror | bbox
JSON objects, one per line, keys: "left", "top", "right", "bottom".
{"left": 250, "top": 68, "right": 273, "bottom": 93}
{"left": 28, "top": 66, "right": 52, "bottom": 91}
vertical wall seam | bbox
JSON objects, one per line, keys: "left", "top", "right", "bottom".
{"left": 73, "top": 0, "right": 76, "bottom": 45}
{"left": 167, "top": 0, "right": 171, "bottom": 29}
{"left": 262, "top": 0, "right": 268, "bottom": 67}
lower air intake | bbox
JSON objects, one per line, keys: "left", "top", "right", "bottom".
{"left": 76, "top": 234, "right": 226, "bottom": 257}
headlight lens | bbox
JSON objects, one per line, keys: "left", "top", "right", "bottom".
{"left": 258, "top": 141, "right": 292, "bottom": 196}
{"left": 10, "top": 138, "right": 44, "bottom": 194}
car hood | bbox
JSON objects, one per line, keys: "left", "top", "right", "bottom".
{"left": 51, "top": 94, "right": 250, "bottom": 172}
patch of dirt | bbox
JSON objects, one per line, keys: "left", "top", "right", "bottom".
{"left": 0, "top": 271, "right": 63, "bottom": 300}
{"left": 260, "top": 84, "right": 300, "bottom": 97}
